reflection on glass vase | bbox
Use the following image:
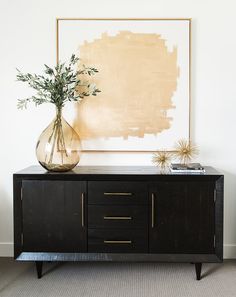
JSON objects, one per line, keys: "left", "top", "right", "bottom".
{"left": 36, "top": 107, "right": 81, "bottom": 172}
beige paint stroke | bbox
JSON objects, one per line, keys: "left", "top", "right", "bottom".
{"left": 74, "top": 31, "right": 179, "bottom": 140}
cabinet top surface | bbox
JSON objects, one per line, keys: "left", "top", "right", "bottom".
{"left": 14, "top": 165, "right": 223, "bottom": 177}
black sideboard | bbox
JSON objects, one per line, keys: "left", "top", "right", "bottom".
{"left": 13, "top": 166, "right": 224, "bottom": 280}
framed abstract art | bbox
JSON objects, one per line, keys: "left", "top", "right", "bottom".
{"left": 57, "top": 18, "right": 191, "bottom": 152}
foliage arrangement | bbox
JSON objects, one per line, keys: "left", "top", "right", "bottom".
{"left": 16, "top": 55, "right": 101, "bottom": 172}
{"left": 16, "top": 54, "right": 100, "bottom": 110}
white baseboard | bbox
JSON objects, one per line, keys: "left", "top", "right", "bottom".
{"left": 223, "top": 244, "right": 236, "bottom": 259}
{"left": 1, "top": 243, "right": 236, "bottom": 259}
{"left": 0, "top": 243, "right": 13, "bottom": 257}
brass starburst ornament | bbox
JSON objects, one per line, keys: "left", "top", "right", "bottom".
{"left": 152, "top": 151, "right": 172, "bottom": 170}
{"left": 174, "top": 139, "right": 198, "bottom": 164}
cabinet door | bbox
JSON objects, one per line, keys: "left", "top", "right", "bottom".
{"left": 149, "top": 181, "right": 215, "bottom": 254}
{"left": 22, "top": 180, "right": 87, "bottom": 252}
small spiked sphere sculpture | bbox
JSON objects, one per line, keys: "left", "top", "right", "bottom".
{"left": 152, "top": 150, "right": 172, "bottom": 171}
{"left": 174, "top": 139, "right": 198, "bottom": 164}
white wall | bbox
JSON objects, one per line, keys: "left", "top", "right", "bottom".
{"left": 0, "top": 0, "right": 236, "bottom": 258}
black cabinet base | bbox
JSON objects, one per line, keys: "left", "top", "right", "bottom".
{"left": 16, "top": 252, "right": 222, "bottom": 263}
{"left": 17, "top": 253, "right": 220, "bottom": 280}
{"left": 35, "top": 261, "right": 43, "bottom": 279}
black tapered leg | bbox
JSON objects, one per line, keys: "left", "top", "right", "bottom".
{"left": 195, "top": 263, "right": 202, "bottom": 280}
{"left": 35, "top": 261, "right": 43, "bottom": 279}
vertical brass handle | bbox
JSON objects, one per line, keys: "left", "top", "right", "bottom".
{"left": 214, "top": 189, "right": 217, "bottom": 203}
{"left": 151, "top": 193, "right": 155, "bottom": 228}
{"left": 81, "top": 192, "right": 85, "bottom": 227}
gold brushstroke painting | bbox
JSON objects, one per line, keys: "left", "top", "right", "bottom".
{"left": 58, "top": 19, "right": 190, "bottom": 151}
{"left": 75, "top": 31, "right": 179, "bottom": 139}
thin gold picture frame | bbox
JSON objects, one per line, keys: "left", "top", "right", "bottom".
{"left": 56, "top": 18, "right": 191, "bottom": 153}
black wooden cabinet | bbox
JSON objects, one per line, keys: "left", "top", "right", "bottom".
{"left": 13, "top": 166, "right": 224, "bottom": 280}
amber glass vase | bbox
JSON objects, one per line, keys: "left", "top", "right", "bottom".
{"left": 36, "top": 107, "right": 81, "bottom": 172}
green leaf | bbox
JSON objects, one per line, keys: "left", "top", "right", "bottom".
{"left": 16, "top": 54, "right": 101, "bottom": 109}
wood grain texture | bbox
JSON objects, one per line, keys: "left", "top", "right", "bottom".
{"left": 88, "top": 181, "right": 148, "bottom": 205}
{"left": 88, "top": 228, "right": 148, "bottom": 253}
{"left": 21, "top": 180, "right": 87, "bottom": 253}
{"left": 149, "top": 181, "right": 215, "bottom": 254}
{"left": 16, "top": 252, "right": 221, "bottom": 263}
{"left": 88, "top": 205, "right": 148, "bottom": 229}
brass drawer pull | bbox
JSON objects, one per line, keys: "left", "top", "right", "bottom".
{"left": 151, "top": 193, "right": 155, "bottom": 228}
{"left": 81, "top": 192, "right": 85, "bottom": 227}
{"left": 104, "top": 192, "right": 133, "bottom": 196}
{"left": 103, "top": 216, "right": 132, "bottom": 220}
{"left": 104, "top": 240, "right": 132, "bottom": 244}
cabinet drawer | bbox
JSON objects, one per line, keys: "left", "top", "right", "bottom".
{"left": 88, "top": 205, "right": 148, "bottom": 229}
{"left": 88, "top": 229, "right": 148, "bottom": 253}
{"left": 88, "top": 181, "right": 148, "bottom": 205}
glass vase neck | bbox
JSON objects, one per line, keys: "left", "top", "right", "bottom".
{"left": 55, "top": 106, "right": 63, "bottom": 117}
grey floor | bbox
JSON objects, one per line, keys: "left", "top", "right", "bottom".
{"left": 0, "top": 258, "right": 236, "bottom": 297}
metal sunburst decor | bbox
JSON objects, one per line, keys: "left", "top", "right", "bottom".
{"left": 152, "top": 150, "right": 172, "bottom": 170}
{"left": 174, "top": 139, "right": 199, "bottom": 164}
